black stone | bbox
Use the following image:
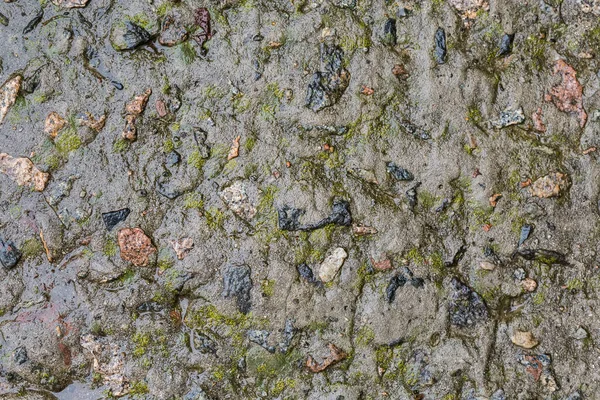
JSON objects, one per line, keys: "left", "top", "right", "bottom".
{"left": 514, "top": 248, "right": 566, "bottom": 265}
{"left": 399, "top": 120, "right": 431, "bottom": 140}
{"left": 222, "top": 264, "right": 253, "bottom": 314}
{"left": 278, "top": 199, "right": 352, "bottom": 231}
{"left": 137, "top": 302, "right": 163, "bottom": 313}
{"left": 0, "top": 238, "right": 21, "bottom": 270}
{"left": 121, "top": 21, "right": 151, "bottom": 50}
{"left": 448, "top": 278, "right": 488, "bottom": 327}
{"left": 387, "top": 162, "right": 414, "bottom": 181}
{"left": 305, "top": 45, "right": 350, "bottom": 112}
{"left": 434, "top": 27, "right": 447, "bottom": 64}
{"left": 405, "top": 182, "right": 421, "bottom": 208}
{"left": 383, "top": 18, "right": 397, "bottom": 46}
{"left": 23, "top": 9, "right": 43, "bottom": 34}
{"left": 101, "top": 208, "right": 130, "bottom": 231}
{"left": 297, "top": 263, "right": 317, "bottom": 283}
{"left": 518, "top": 224, "right": 533, "bottom": 246}
{"left": 435, "top": 198, "right": 451, "bottom": 213}
{"left": 14, "top": 347, "right": 28, "bottom": 365}
{"left": 498, "top": 33, "right": 515, "bottom": 56}
{"left": 386, "top": 274, "right": 407, "bottom": 303}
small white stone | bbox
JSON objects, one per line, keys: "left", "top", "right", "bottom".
{"left": 319, "top": 248, "right": 348, "bottom": 282}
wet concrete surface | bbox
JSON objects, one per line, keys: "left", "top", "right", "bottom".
{"left": 1, "top": 0, "right": 600, "bottom": 399}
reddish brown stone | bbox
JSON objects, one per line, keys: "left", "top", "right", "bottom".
{"left": 117, "top": 228, "right": 156, "bottom": 267}
{"left": 306, "top": 343, "right": 347, "bottom": 373}
{"left": 545, "top": 60, "right": 587, "bottom": 128}
{"left": 371, "top": 256, "right": 392, "bottom": 271}
{"left": 532, "top": 107, "right": 546, "bottom": 133}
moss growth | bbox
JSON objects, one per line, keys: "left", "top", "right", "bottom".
{"left": 355, "top": 325, "right": 375, "bottom": 346}
{"left": 523, "top": 35, "right": 547, "bottom": 72}
{"left": 129, "top": 380, "right": 149, "bottom": 396}
{"left": 113, "top": 138, "right": 129, "bottom": 153}
{"left": 103, "top": 238, "right": 118, "bottom": 257}
{"left": 132, "top": 332, "right": 151, "bottom": 357}
{"left": 261, "top": 279, "right": 275, "bottom": 297}
{"left": 205, "top": 207, "right": 226, "bottom": 230}
{"left": 55, "top": 129, "right": 82, "bottom": 155}
{"left": 21, "top": 238, "right": 44, "bottom": 259}
{"left": 183, "top": 192, "right": 204, "bottom": 210}
{"left": 187, "top": 150, "right": 206, "bottom": 171}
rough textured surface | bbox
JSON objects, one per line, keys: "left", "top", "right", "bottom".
{"left": 3, "top": 0, "right": 600, "bottom": 398}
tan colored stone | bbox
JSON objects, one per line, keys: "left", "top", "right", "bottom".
{"left": 319, "top": 248, "right": 347, "bottom": 282}
{"left": 510, "top": 330, "right": 539, "bottom": 349}
{"left": 44, "top": 112, "right": 67, "bottom": 138}
{"left": 117, "top": 228, "right": 156, "bottom": 267}
{"left": 0, "top": 75, "right": 22, "bottom": 125}
{"left": 522, "top": 278, "right": 538, "bottom": 292}
{"left": 0, "top": 153, "right": 49, "bottom": 191}
{"left": 530, "top": 172, "right": 568, "bottom": 198}
{"left": 479, "top": 261, "right": 496, "bottom": 271}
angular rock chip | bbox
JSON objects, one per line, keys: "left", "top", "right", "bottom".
{"left": 434, "top": 28, "right": 446, "bottom": 64}
{"left": 305, "top": 45, "right": 350, "bottom": 112}
{"left": 387, "top": 162, "right": 414, "bottom": 181}
{"left": 77, "top": 112, "right": 106, "bottom": 132}
{"left": 545, "top": 60, "right": 587, "bottom": 128}
{"left": 111, "top": 21, "right": 151, "bottom": 51}
{"left": 306, "top": 343, "right": 347, "bottom": 373}
{"left": 117, "top": 228, "right": 156, "bottom": 267}
{"left": 371, "top": 256, "right": 392, "bottom": 271}
{"left": 297, "top": 263, "right": 321, "bottom": 286}
{"left": 227, "top": 135, "right": 240, "bottom": 161}
{"left": 448, "top": 278, "right": 488, "bottom": 327}
{"left": 102, "top": 208, "right": 131, "bottom": 231}
{"left": 193, "top": 7, "right": 212, "bottom": 49}
{"left": 170, "top": 237, "right": 194, "bottom": 260}
{"left": 159, "top": 14, "right": 189, "bottom": 47}
{"left": 220, "top": 181, "right": 257, "bottom": 220}
{"left": 514, "top": 248, "right": 566, "bottom": 265}
{"left": 490, "top": 107, "right": 525, "bottom": 128}
{"left": 498, "top": 33, "right": 514, "bottom": 56}
{"left": 352, "top": 224, "right": 378, "bottom": 236}
{"left": 44, "top": 112, "right": 66, "bottom": 138}
{"left": 530, "top": 172, "right": 568, "bottom": 198}
{"left": 278, "top": 199, "right": 352, "bottom": 231}
{"left": 522, "top": 278, "right": 537, "bottom": 292}
{"left": 0, "top": 153, "right": 49, "bottom": 191}
{"left": 0, "top": 237, "right": 21, "bottom": 269}
{"left": 511, "top": 330, "right": 539, "bottom": 349}
{"left": 222, "top": 263, "right": 252, "bottom": 314}
{"left": 532, "top": 107, "right": 546, "bottom": 132}
{"left": 125, "top": 89, "right": 152, "bottom": 116}
{"left": 517, "top": 353, "right": 558, "bottom": 391}
{"left": 122, "top": 89, "right": 151, "bottom": 141}
{"left": 52, "top": 0, "right": 89, "bottom": 8}
{"left": 0, "top": 75, "right": 22, "bottom": 125}
{"left": 318, "top": 247, "right": 347, "bottom": 282}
